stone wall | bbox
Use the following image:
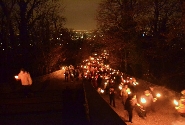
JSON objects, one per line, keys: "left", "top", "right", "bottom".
{"left": 83, "top": 79, "right": 127, "bottom": 125}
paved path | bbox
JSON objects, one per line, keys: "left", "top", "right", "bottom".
{"left": 0, "top": 70, "right": 127, "bottom": 125}
{"left": 0, "top": 70, "right": 88, "bottom": 125}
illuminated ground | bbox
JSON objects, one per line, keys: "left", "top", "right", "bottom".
{"left": 100, "top": 79, "right": 185, "bottom": 125}
{"left": 0, "top": 70, "right": 184, "bottom": 125}
{"left": 0, "top": 70, "right": 88, "bottom": 125}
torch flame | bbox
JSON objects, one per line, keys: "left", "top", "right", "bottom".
{"left": 133, "top": 82, "right": 139, "bottom": 86}
{"left": 100, "top": 89, "right": 104, "bottom": 93}
{"left": 174, "top": 99, "right": 178, "bottom": 106}
{"left": 141, "top": 98, "right": 146, "bottom": 103}
{"left": 156, "top": 93, "right": 161, "bottom": 98}
{"left": 119, "top": 85, "right": 122, "bottom": 90}
{"left": 14, "top": 75, "right": 18, "bottom": 79}
{"left": 125, "top": 88, "right": 131, "bottom": 94}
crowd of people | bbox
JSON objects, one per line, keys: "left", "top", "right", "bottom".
{"left": 77, "top": 53, "right": 185, "bottom": 123}
{"left": 63, "top": 65, "right": 80, "bottom": 82}
{"left": 14, "top": 51, "right": 185, "bottom": 123}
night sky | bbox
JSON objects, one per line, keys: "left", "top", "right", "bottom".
{"left": 62, "top": 0, "right": 101, "bottom": 30}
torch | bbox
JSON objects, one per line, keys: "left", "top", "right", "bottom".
{"left": 118, "top": 85, "right": 122, "bottom": 90}
{"left": 133, "top": 82, "right": 139, "bottom": 86}
{"left": 153, "top": 93, "right": 161, "bottom": 102}
{"left": 156, "top": 93, "right": 161, "bottom": 98}
{"left": 141, "top": 98, "right": 146, "bottom": 104}
{"left": 126, "top": 88, "right": 131, "bottom": 95}
{"left": 100, "top": 89, "right": 104, "bottom": 94}
{"left": 14, "top": 75, "right": 18, "bottom": 79}
{"left": 174, "top": 99, "right": 179, "bottom": 110}
{"left": 104, "top": 82, "right": 108, "bottom": 89}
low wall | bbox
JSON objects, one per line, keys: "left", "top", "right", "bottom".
{"left": 83, "top": 79, "right": 126, "bottom": 125}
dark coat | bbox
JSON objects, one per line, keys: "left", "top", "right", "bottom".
{"left": 125, "top": 95, "right": 137, "bottom": 111}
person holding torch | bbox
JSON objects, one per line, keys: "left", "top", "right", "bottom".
{"left": 125, "top": 94, "right": 139, "bottom": 123}
{"left": 140, "top": 90, "right": 154, "bottom": 117}
{"left": 121, "top": 84, "right": 129, "bottom": 105}
{"left": 174, "top": 90, "right": 185, "bottom": 117}
{"left": 15, "top": 68, "right": 32, "bottom": 97}
{"left": 149, "top": 86, "right": 161, "bottom": 112}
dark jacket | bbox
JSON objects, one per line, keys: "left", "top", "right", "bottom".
{"left": 125, "top": 95, "right": 137, "bottom": 111}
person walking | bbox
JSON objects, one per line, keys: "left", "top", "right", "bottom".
{"left": 141, "top": 90, "right": 154, "bottom": 117}
{"left": 64, "top": 69, "right": 69, "bottom": 82}
{"left": 109, "top": 85, "right": 116, "bottom": 108}
{"left": 15, "top": 68, "right": 32, "bottom": 97}
{"left": 97, "top": 74, "right": 102, "bottom": 88}
{"left": 121, "top": 84, "right": 129, "bottom": 105}
{"left": 175, "top": 90, "right": 185, "bottom": 117}
{"left": 149, "top": 86, "right": 157, "bottom": 112}
{"left": 125, "top": 94, "right": 138, "bottom": 123}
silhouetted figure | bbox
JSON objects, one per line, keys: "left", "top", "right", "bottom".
{"left": 97, "top": 74, "right": 102, "bottom": 88}
{"left": 64, "top": 70, "right": 69, "bottom": 82}
{"left": 141, "top": 90, "right": 154, "bottom": 117}
{"left": 121, "top": 84, "right": 129, "bottom": 105}
{"left": 75, "top": 69, "right": 79, "bottom": 81}
{"left": 109, "top": 86, "right": 115, "bottom": 107}
{"left": 70, "top": 70, "right": 75, "bottom": 82}
{"left": 125, "top": 94, "right": 138, "bottom": 123}
{"left": 15, "top": 68, "right": 32, "bottom": 97}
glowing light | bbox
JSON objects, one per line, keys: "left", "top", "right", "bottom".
{"left": 105, "top": 76, "right": 109, "bottom": 79}
{"left": 100, "top": 89, "right": 104, "bottom": 93}
{"left": 141, "top": 98, "right": 146, "bottom": 103}
{"left": 14, "top": 75, "right": 18, "bottom": 79}
{"left": 119, "top": 85, "right": 122, "bottom": 90}
{"left": 126, "top": 88, "right": 131, "bottom": 94}
{"left": 156, "top": 93, "right": 161, "bottom": 98}
{"left": 174, "top": 99, "right": 178, "bottom": 106}
{"left": 133, "top": 82, "right": 139, "bottom": 86}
